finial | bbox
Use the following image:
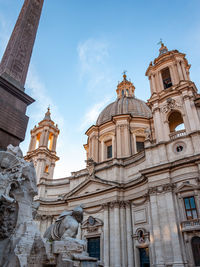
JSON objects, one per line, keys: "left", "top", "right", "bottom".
{"left": 122, "top": 70, "right": 127, "bottom": 80}
{"left": 157, "top": 39, "right": 168, "bottom": 55}
{"left": 157, "top": 38, "right": 164, "bottom": 47}
{"left": 44, "top": 106, "right": 51, "bottom": 121}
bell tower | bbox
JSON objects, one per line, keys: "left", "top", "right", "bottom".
{"left": 146, "top": 42, "right": 200, "bottom": 143}
{"left": 25, "top": 108, "right": 60, "bottom": 182}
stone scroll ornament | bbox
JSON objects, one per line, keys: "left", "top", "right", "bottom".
{"left": 0, "top": 145, "right": 46, "bottom": 267}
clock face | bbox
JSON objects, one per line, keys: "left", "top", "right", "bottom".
{"left": 88, "top": 216, "right": 95, "bottom": 226}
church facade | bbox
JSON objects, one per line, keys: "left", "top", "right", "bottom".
{"left": 25, "top": 44, "right": 200, "bottom": 267}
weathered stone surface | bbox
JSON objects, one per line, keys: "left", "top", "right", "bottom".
{"left": 0, "top": 145, "right": 46, "bottom": 267}
{"left": 0, "top": 0, "right": 44, "bottom": 88}
{"left": 44, "top": 205, "right": 84, "bottom": 241}
{"left": 44, "top": 206, "right": 98, "bottom": 267}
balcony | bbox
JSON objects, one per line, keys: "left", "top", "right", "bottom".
{"left": 181, "top": 218, "right": 200, "bottom": 232}
{"left": 169, "top": 129, "right": 186, "bottom": 140}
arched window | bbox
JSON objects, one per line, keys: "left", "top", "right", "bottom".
{"left": 191, "top": 236, "right": 200, "bottom": 266}
{"left": 122, "top": 89, "right": 124, "bottom": 96}
{"left": 35, "top": 133, "right": 41, "bottom": 149}
{"left": 48, "top": 133, "right": 54, "bottom": 150}
{"left": 161, "top": 67, "right": 172, "bottom": 89}
{"left": 168, "top": 111, "right": 185, "bottom": 132}
{"left": 44, "top": 165, "right": 49, "bottom": 173}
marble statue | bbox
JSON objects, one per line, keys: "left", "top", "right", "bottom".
{"left": 44, "top": 205, "right": 84, "bottom": 241}
{"left": 44, "top": 206, "right": 99, "bottom": 266}
{"left": 0, "top": 145, "right": 46, "bottom": 267}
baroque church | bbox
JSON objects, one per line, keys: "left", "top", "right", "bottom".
{"left": 25, "top": 43, "right": 200, "bottom": 267}
{"left": 0, "top": 1, "right": 199, "bottom": 267}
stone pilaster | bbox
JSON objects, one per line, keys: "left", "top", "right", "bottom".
{"left": 103, "top": 204, "right": 110, "bottom": 267}
{"left": 125, "top": 201, "right": 134, "bottom": 267}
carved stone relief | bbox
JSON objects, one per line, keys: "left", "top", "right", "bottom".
{"left": 133, "top": 228, "right": 150, "bottom": 245}
{"left": 161, "top": 98, "right": 182, "bottom": 113}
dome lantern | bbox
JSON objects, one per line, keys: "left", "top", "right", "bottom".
{"left": 116, "top": 71, "right": 135, "bottom": 99}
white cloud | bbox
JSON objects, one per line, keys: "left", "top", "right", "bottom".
{"left": 77, "top": 38, "right": 115, "bottom": 131}
{"left": 78, "top": 38, "right": 109, "bottom": 77}
{"left": 80, "top": 96, "right": 111, "bottom": 130}
{"left": 24, "top": 67, "right": 87, "bottom": 178}
{"left": 26, "top": 66, "right": 64, "bottom": 128}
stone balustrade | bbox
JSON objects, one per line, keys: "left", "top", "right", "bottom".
{"left": 169, "top": 129, "right": 186, "bottom": 140}
{"left": 181, "top": 218, "right": 200, "bottom": 232}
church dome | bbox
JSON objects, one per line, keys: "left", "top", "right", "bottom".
{"left": 96, "top": 96, "right": 152, "bottom": 125}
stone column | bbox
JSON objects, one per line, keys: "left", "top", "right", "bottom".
{"left": 40, "top": 131, "right": 46, "bottom": 147}
{"left": 177, "top": 61, "right": 184, "bottom": 80}
{"left": 52, "top": 134, "right": 58, "bottom": 152}
{"left": 172, "top": 64, "right": 179, "bottom": 84}
{"left": 124, "top": 124, "right": 131, "bottom": 157}
{"left": 126, "top": 202, "right": 134, "bottom": 267}
{"left": 153, "top": 106, "right": 164, "bottom": 142}
{"left": 112, "top": 136, "right": 116, "bottom": 158}
{"left": 183, "top": 95, "right": 196, "bottom": 131}
{"left": 103, "top": 204, "right": 110, "bottom": 267}
{"left": 165, "top": 191, "right": 185, "bottom": 266}
{"left": 149, "top": 193, "right": 165, "bottom": 267}
{"left": 94, "top": 136, "right": 98, "bottom": 162}
{"left": 116, "top": 125, "right": 122, "bottom": 158}
{"left": 109, "top": 203, "right": 115, "bottom": 266}
{"left": 152, "top": 75, "right": 156, "bottom": 93}
{"left": 155, "top": 73, "right": 160, "bottom": 92}
{"left": 158, "top": 72, "right": 164, "bottom": 91}
{"left": 149, "top": 75, "right": 155, "bottom": 95}
{"left": 101, "top": 141, "right": 104, "bottom": 161}
{"left": 180, "top": 61, "right": 187, "bottom": 80}
{"left": 43, "top": 129, "right": 49, "bottom": 147}
{"left": 29, "top": 134, "right": 36, "bottom": 151}
{"left": 120, "top": 202, "right": 127, "bottom": 267}
{"left": 113, "top": 202, "right": 121, "bottom": 267}
{"left": 169, "top": 65, "right": 175, "bottom": 85}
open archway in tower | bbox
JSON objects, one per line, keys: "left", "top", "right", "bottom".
{"left": 48, "top": 133, "right": 54, "bottom": 150}
{"left": 168, "top": 111, "right": 185, "bottom": 132}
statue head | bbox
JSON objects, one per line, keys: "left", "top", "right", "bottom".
{"left": 72, "top": 205, "right": 83, "bottom": 223}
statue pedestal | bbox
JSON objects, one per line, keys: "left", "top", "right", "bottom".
{"left": 48, "top": 238, "right": 98, "bottom": 267}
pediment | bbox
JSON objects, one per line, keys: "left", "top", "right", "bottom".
{"left": 66, "top": 177, "right": 116, "bottom": 198}
{"left": 175, "top": 182, "right": 199, "bottom": 193}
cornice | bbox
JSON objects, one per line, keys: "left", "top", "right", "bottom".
{"left": 0, "top": 75, "right": 34, "bottom": 105}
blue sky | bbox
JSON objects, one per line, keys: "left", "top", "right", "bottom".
{"left": 0, "top": 0, "right": 200, "bottom": 177}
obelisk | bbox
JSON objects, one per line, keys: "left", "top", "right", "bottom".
{"left": 0, "top": 0, "right": 44, "bottom": 150}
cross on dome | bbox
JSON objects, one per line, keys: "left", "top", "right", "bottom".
{"left": 157, "top": 39, "right": 168, "bottom": 55}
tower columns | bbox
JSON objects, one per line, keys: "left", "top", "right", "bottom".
{"left": 177, "top": 62, "right": 184, "bottom": 81}
{"left": 25, "top": 108, "right": 60, "bottom": 182}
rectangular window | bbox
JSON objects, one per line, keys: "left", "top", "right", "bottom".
{"left": 105, "top": 140, "right": 112, "bottom": 159}
{"left": 87, "top": 237, "right": 100, "bottom": 260}
{"left": 107, "top": 145, "right": 112, "bottom": 159}
{"left": 161, "top": 67, "right": 172, "bottom": 89}
{"left": 136, "top": 142, "right": 144, "bottom": 152}
{"left": 136, "top": 136, "right": 145, "bottom": 153}
{"left": 184, "top": 196, "right": 198, "bottom": 220}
